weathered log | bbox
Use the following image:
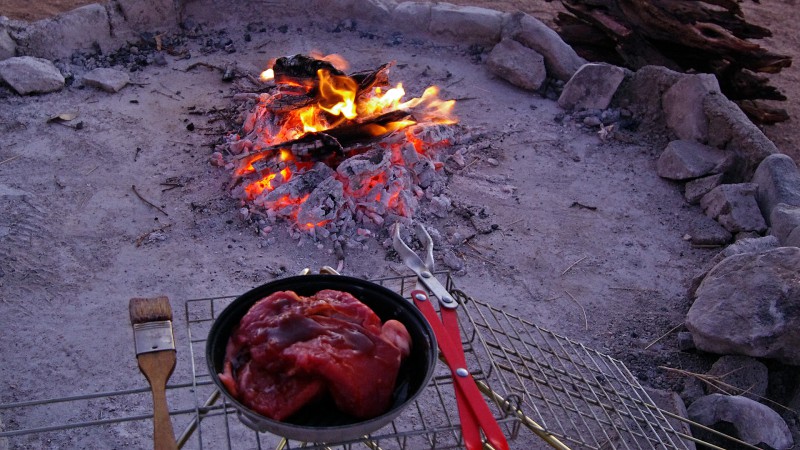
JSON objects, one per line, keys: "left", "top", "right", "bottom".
{"left": 556, "top": 0, "right": 792, "bottom": 123}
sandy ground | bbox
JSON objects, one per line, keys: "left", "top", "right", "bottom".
{"left": 0, "top": 1, "right": 796, "bottom": 449}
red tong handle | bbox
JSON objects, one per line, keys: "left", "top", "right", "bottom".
{"left": 411, "top": 290, "right": 509, "bottom": 450}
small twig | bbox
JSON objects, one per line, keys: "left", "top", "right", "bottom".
{"left": 506, "top": 218, "right": 525, "bottom": 228}
{"left": 84, "top": 165, "right": 98, "bottom": 175}
{"left": 152, "top": 89, "right": 179, "bottom": 101}
{"left": 463, "top": 157, "right": 481, "bottom": 170}
{"left": 0, "top": 154, "right": 20, "bottom": 165}
{"left": 564, "top": 290, "right": 588, "bottom": 330}
{"left": 691, "top": 244, "right": 725, "bottom": 249}
{"left": 609, "top": 286, "right": 657, "bottom": 292}
{"left": 453, "top": 96, "right": 478, "bottom": 101}
{"left": 570, "top": 201, "right": 597, "bottom": 211}
{"left": 465, "top": 243, "right": 496, "bottom": 266}
{"left": 644, "top": 323, "right": 683, "bottom": 350}
{"left": 445, "top": 77, "right": 464, "bottom": 88}
{"left": 561, "top": 255, "right": 588, "bottom": 276}
{"left": 132, "top": 185, "right": 168, "bottom": 216}
{"left": 167, "top": 139, "right": 196, "bottom": 146}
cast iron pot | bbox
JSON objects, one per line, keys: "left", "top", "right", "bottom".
{"left": 206, "top": 274, "right": 438, "bottom": 442}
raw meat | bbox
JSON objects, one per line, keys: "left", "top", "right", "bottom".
{"left": 219, "top": 289, "right": 412, "bottom": 421}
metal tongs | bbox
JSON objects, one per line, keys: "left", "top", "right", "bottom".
{"left": 393, "top": 223, "right": 509, "bottom": 450}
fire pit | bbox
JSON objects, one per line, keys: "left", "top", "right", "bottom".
{"left": 220, "top": 53, "right": 458, "bottom": 241}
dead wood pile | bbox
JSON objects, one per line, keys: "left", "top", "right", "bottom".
{"left": 554, "top": 0, "right": 792, "bottom": 124}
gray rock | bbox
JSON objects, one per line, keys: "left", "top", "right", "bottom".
{"left": 722, "top": 235, "right": 781, "bottom": 256}
{"left": 770, "top": 203, "right": 800, "bottom": 246}
{"left": 0, "top": 56, "right": 64, "bottom": 95}
{"left": 752, "top": 153, "right": 800, "bottom": 222}
{"left": 429, "top": 3, "right": 505, "bottom": 45}
{"left": 680, "top": 376, "right": 706, "bottom": 406}
{"left": 583, "top": 115, "right": 601, "bottom": 127}
{"left": 788, "top": 226, "right": 800, "bottom": 248}
{"left": 685, "top": 173, "right": 724, "bottom": 205}
{"left": 558, "top": 63, "right": 626, "bottom": 111}
{"left": 614, "top": 65, "right": 683, "bottom": 131}
{"left": 83, "top": 67, "right": 130, "bottom": 93}
{"left": 112, "top": 0, "right": 178, "bottom": 30}
{"left": 442, "top": 249, "right": 464, "bottom": 271}
{"left": 706, "top": 355, "right": 768, "bottom": 400}
{"left": 392, "top": 2, "right": 431, "bottom": 34}
{"left": 700, "top": 183, "right": 767, "bottom": 233}
{"left": 430, "top": 195, "right": 451, "bottom": 218}
{"left": 644, "top": 388, "right": 697, "bottom": 450}
{"left": 677, "top": 331, "right": 695, "bottom": 351}
{"left": 687, "top": 247, "right": 800, "bottom": 364}
{"left": 12, "top": 4, "right": 111, "bottom": 60}
{"left": 662, "top": 73, "right": 720, "bottom": 143}
{"left": 0, "top": 28, "right": 15, "bottom": 61}
{"left": 486, "top": 38, "right": 546, "bottom": 91}
{"left": 502, "top": 12, "right": 586, "bottom": 81}
{"left": 689, "top": 215, "right": 732, "bottom": 246}
{"left": 688, "top": 235, "right": 781, "bottom": 296}
{"left": 703, "top": 92, "right": 778, "bottom": 180}
{"left": 656, "top": 140, "right": 731, "bottom": 181}
{"left": 687, "top": 394, "right": 793, "bottom": 450}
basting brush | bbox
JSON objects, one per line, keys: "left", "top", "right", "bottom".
{"left": 129, "top": 296, "right": 178, "bottom": 450}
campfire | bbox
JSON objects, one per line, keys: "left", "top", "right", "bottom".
{"left": 219, "top": 53, "right": 458, "bottom": 241}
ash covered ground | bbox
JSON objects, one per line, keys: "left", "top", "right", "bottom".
{"left": 0, "top": 12, "right": 734, "bottom": 448}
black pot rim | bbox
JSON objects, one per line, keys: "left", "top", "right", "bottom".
{"left": 205, "top": 274, "right": 438, "bottom": 442}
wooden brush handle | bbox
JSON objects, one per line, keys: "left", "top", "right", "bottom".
{"left": 138, "top": 351, "right": 178, "bottom": 450}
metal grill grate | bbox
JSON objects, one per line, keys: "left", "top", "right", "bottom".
{"left": 452, "top": 288, "right": 697, "bottom": 449}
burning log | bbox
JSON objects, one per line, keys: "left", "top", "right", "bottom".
{"left": 555, "top": 0, "right": 793, "bottom": 123}
{"left": 237, "top": 109, "right": 414, "bottom": 173}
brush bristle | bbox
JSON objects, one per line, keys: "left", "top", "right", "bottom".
{"left": 129, "top": 296, "right": 173, "bottom": 324}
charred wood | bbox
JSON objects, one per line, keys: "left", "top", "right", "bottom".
{"left": 239, "top": 110, "right": 414, "bottom": 171}
{"left": 556, "top": 0, "right": 792, "bottom": 123}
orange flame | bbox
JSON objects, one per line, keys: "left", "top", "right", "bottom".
{"left": 241, "top": 55, "right": 458, "bottom": 230}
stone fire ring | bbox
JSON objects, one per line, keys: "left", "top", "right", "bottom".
{"left": 1, "top": 0, "right": 799, "bottom": 447}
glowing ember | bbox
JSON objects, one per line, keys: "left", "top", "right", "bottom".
{"left": 224, "top": 54, "right": 458, "bottom": 239}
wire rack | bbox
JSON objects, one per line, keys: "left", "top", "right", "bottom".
{"left": 1, "top": 273, "right": 734, "bottom": 449}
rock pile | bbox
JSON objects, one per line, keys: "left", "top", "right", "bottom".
{"left": 474, "top": 8, "right": 799, "bottom": 448}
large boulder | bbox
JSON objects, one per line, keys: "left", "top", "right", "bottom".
{"left": 558, "top": 63, "right": 626, "bottom": 111}
{"left": 662, "top": 73, "right": 720, "bottom": 143}
{"left": 703, "top": 92, "right": 778, "bottom": 180}
{"left": 700, "top": 183, "right": 767, "bottom": 234}
{"left": 502, "top": 12, "right": 586, "bottom": 81}
{"left": 687, "top": 394, "right": 793, "bottom": 450}
{"left": 486, "top": 38, "right": 546, "bottom": 91}
{"left": 11, "top": 4, "right": 111, "bottom": 59}
{"left": 656, "top": 140, "right": 731, "bottom": 181}
{"left": 0, "top": 56, "right": 64, "bottom": 95}
{"left": 429, "top": 3, "right": 505, "bottom": 45}
{"left": 752, "top": 153, "right": 800, "bottom": 220}
{"left": 686, "top": 247, "right": 800, "bottom": 364}
{"left": 705, "top": 355, "right": 768, "bottom": 401}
